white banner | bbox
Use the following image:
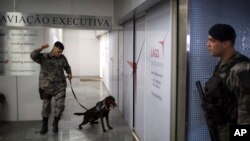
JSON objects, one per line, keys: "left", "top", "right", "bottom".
{"left": 145, "top": 1, "right": 172, "bottom": 141}
{"left": 0, "top": 29, "right": 42, "bottom": 75}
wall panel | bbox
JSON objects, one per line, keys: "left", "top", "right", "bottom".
{"left": 187, "top": 0, "right": 250, "bottom": 140}
{"left": 123, "top": 21, "right": 134, "bottom": 128}
{"left": 134, "top": 16, "right": 145, "bottom": 141}
{"left": 144, "top": 1, "right": 172, "bottom": 140}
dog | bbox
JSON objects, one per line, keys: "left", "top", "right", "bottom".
{"left": 74, "top": 96, "right": 117, "bottom": 132}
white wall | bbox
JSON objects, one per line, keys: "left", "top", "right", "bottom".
{"left": 79, "top": 35, "right": 100, "bottom": 76}
{"left": 0, "top": 0, "right": 113, "bottom": 121}
{"left": 100, "top": 33, "right": 110, "bottom": 92}
{"left": 144, "top": 1, "right": 172, "bottom": 141}
{"left": 100, "top": 29, "right": 124, "bottom": 113}
{"left": 17, "top": 76, "right": 41, "bottom": 120}
{"left": 118, "top": 30, "right": 124, "bottom": 113}
{"left": 0, "top": 27, "right": 44, "bottom": 121}
{"left": 0, "top": 28, "right": 63, "bottom": 121}
{"left": 109, "top": 31, "right": 119, "bottom": 101}
{"left": 64, "top": 30, "right": 100, "bottom": 77}
{"left": 43, "top": 28, "right": 63, "bottom": 48}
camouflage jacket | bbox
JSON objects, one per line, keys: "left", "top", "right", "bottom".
{"left": 30, "top": 48, "right": 72, "bottom": 92}
{"left": 217, "top": 52, "right": 250, "bottom": 124}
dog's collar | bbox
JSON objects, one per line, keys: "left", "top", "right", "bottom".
{"left": 96, "top": 101, "right": 108, "bottom": 111}
{"left": 103, "top": 101, "right": 108, "bottom": 110}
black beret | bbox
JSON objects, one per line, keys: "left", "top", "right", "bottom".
{"left": 54, "top": 41, "right": 64, "bottom": 50}
{"left": 208, "top": 24, "right": 236, "bottom": 43}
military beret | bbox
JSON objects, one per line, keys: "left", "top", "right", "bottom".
{"left": 209, "top": 24, "right": 236, "bottom": 43}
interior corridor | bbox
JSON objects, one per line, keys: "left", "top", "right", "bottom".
{"left": 0, "top": 78, "right": 134, "bottom": 141}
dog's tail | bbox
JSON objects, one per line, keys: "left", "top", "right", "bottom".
{"left": 74, "top": 112, "right": 85, "bottom": 116}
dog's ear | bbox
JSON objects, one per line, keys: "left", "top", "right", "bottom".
{"left": 109, "top": 96, "right": 115, "bottom": 101}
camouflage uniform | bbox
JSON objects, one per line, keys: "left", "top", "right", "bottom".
{"left": 209, "top": 52, "right": 250, "bottom": 141}
{"left": 31, "top": 48, "right": 71, "bottom": 118}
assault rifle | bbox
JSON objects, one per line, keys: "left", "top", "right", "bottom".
{"left": 196, "top": 81, "right": 219, "bottom": 141}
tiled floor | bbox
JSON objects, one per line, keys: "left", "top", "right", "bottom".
{"left": 0, "top": 79, "right": 134, "bottom": 141}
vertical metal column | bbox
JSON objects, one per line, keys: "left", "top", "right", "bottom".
{"left": 176, "top": 0, "right": 188, "bottom": 141}
{"left": 132, "top": 17, "right": 136, "bottom": 128}
{"left": 170, "top": 0, "right": 178, "bottom": 140}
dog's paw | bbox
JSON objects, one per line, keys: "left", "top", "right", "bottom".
{"left": 103, "top": 129, "right": 107, "bottom": 132}
{"left": 108, "top": 126, "right": 113, "bottom": 130}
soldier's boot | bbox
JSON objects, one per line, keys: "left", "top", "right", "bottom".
{"left": 40, "top": 117, "right": 49, "bottom": 134}
{"left": 53, "top": 116, "right": 60, "bottom": 133}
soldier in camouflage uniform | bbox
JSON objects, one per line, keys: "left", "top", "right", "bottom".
{"left": 30, "top": 41, "right": 72, "bottom": 134}
{"left": 205, "top": 24, "right": 250, "bottom": 141}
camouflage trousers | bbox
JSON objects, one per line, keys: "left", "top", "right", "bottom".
{"left": 41, "top": 89, "right": 66, "bottom": 118}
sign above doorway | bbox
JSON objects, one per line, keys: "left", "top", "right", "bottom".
{"left": 0, "top": 12, "right": 112, "bottom": 30}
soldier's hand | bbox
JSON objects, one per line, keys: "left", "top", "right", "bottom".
{"left": 41, "top": 44, "right": 49, "bottom": 50}
{"left": 67, "top": 74, "right": 72, "bottom": 80}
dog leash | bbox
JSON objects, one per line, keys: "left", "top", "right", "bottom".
{"left": 69, "top": 79, "right": 88, "bottom": 111}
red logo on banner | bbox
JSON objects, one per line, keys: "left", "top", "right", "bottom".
{"left": 151, "top": 48, "right": 160, "bottom": 58}
{"left": 159, "top": 33, "right": 168, "bottom": 56}
{"left": 159, "top": 41, "right": 164, "bottom": 47}
{"left": 127, "top": 60, "right": 137, "bottom": 71}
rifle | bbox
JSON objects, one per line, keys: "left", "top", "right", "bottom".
{"left": 195, "top": 81, "right": 219, "bottom": 141}
{"left": 195, "top": 81, "right": 205, "bottom": 103}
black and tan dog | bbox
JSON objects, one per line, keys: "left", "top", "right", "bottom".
{"left": 74, "top": 96, "right": 117, "bottom": 132}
